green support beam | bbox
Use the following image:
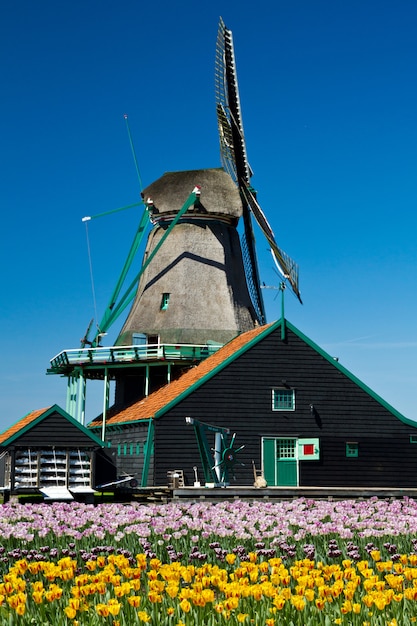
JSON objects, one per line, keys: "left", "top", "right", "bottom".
{"left": 141, "top": 419, "right": 155, "bottom": 487}
{"left": 93, "top": 189, "right": 199, "bottom": 345}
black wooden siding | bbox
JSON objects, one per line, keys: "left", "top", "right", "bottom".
{"left": 10, "top": 412, "right": 98, "bottom": 449}
{"left": 104, "top": 423, "right": 153, "bottom": 484}
{"left": 145, "top": 325, "right": 417, "bottom": 487}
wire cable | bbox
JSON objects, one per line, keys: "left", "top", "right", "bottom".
{"left": 124, "top": 114, "right": 143, "bottom": 193}
{"left": 84, "top": 220, "right": 99, "bottom": 331}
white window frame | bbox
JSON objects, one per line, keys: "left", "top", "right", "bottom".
{"left": 272, "top": 388, "right": 295, "bottom": 411}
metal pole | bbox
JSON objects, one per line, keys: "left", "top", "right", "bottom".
{"left": 214, "top": 432, "right": 222, "bottom": 483}
{"left": 66, "top": 376, "right": 72, "bottom": 414}
{"left": 68, "top": 375, "right": 77, "bottom": 418}
{"left": 280, "top": 283, "right": 286, "bottom": 341}
{"left": 145, "top": 364, "right": 149, "bottom": 397}
{"left": 101, "top": 368, "right": 109, "bottom": 442}
{"left": 76, "top": 371, "right": 86, "bottom": 424}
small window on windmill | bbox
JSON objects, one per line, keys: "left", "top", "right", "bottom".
{"left": 160, "top": 293, "right": 170, "bottom": 311}
{"left": 272, "top": 388, "right": 295, "bottom": 411}
{"left": 132, "top": 333, "right": 147, "bottom": 346}
{"left": 346, "top": 442, "right": 359, "bottom": 458}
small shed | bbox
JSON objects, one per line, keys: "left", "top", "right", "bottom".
{"left": 0, "top": 405, "right": 114, "bottom": 501}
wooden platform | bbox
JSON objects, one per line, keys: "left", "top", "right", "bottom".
{"left": 93, "top": 485, "right": 417, "bottom": 504}
{"left": 171, "top": 485, "right": 417, "bottom": 501}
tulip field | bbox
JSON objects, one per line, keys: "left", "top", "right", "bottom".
{"left": 1, "top": 497, "right": 417, "bottom": 624}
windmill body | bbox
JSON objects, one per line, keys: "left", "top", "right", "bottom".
{"left": 117, "top": 168, "right": 258, "bottom": 347}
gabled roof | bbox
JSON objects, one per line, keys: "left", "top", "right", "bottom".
{"left": 0, "top": 404, "right": 107, "bottom": 448}
{"left": 0, "top": 407, "right": 50, "bottom": 444}
{"left": 89, "top": 317, "right": 417, "bottom": 430}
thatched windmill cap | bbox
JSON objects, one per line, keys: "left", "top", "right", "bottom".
{"left": 142, "top": 168, "right": 242, "bottom": 220}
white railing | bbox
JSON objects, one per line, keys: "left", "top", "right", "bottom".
{"left": 50, "top": 343, "right": 222, "bottom": 370}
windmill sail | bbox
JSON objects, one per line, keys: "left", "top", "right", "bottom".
{"left": 240, "top": 185, "right": 301, "bottom": 299}
{"left": 215, "top": 17, "right": 302, "bottom": 306}
{"left": 215, "top": 18, "right": 265, "bottom": 324}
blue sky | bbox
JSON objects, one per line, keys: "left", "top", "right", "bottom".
{"left": 1, "top": 0, "right": 416, "bottom": 430}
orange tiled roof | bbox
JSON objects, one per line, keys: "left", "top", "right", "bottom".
{"left": 0, "top": 407, "right": 51, "bottom": 445}
{"left": 89, "top": 323, "right": 274, "bottom": 428}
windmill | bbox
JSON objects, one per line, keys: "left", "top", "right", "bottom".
{"left": 48, "top": 17, "right": 301, "bottom": 421}
{"left": 116, "top": 18, "right": 301, "bottom": 348}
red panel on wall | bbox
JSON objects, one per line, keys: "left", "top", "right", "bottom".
{"left": 303, "top": 444, "right": 314, "bottom": 456}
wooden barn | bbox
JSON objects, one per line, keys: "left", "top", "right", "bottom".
{"left": 0, "top": 405, "right": 114, "bottom": 501}
{"left": 88, "top": 318, "right": 417, "bottom": 489}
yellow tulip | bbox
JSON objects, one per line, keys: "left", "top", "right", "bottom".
{"left": 128, "top": 595, "right": 141, "bottom": 607}
{"left": 304, "top": 588, "right": 315, "bottom": 602}
{"left": 237, "top": 612, "right": 249, "bottom": 622}
{"left": 32, "top": 590, "right": 44, "bottom": 604}
{"left": 202, "top": 588, "right": 215, "bottom": 603}
{"left": 340, "top": 599, "right": 352, "bottom": 614}
{"left": 224, "top": 596, "right": 239, "bottom": 610}
{"left": 108, "top": 600, "right": 121, "bottom": 615}
{"left": 85, "top": 560, "right": 97, "bottom": 571}
{"left": 137, "top": 610, "right": 151, "bottom": 622}
{"left": 64, "top": 606, "right": 77, "bottom": 619}
{"left": 95, "top": 603, "right": 110, "bottom": 617}
{"left": 179, "top": 598, "right": 191, "bottom": 613}
{"left": 290, "top": 595, "right": 305, "bottom": 610}
{"left": 147, "top": 590, "right": 162, "bottom": 603}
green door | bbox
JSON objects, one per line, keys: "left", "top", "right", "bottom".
{"left": 277, "top": 438, "right": 297, "bottom": 486}
{"left": 263, "top": 438, "right": 276, "bottom": 485}
{"left": 262, "top": 438, "right": 298, "bottom": 486}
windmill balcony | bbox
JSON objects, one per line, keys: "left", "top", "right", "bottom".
{"left": 48, "top": 342, "right": 222, "bottom": 375}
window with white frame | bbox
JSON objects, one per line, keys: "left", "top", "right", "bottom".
{"left": 272, "top": 388, "right": 295, "bottom": 411}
